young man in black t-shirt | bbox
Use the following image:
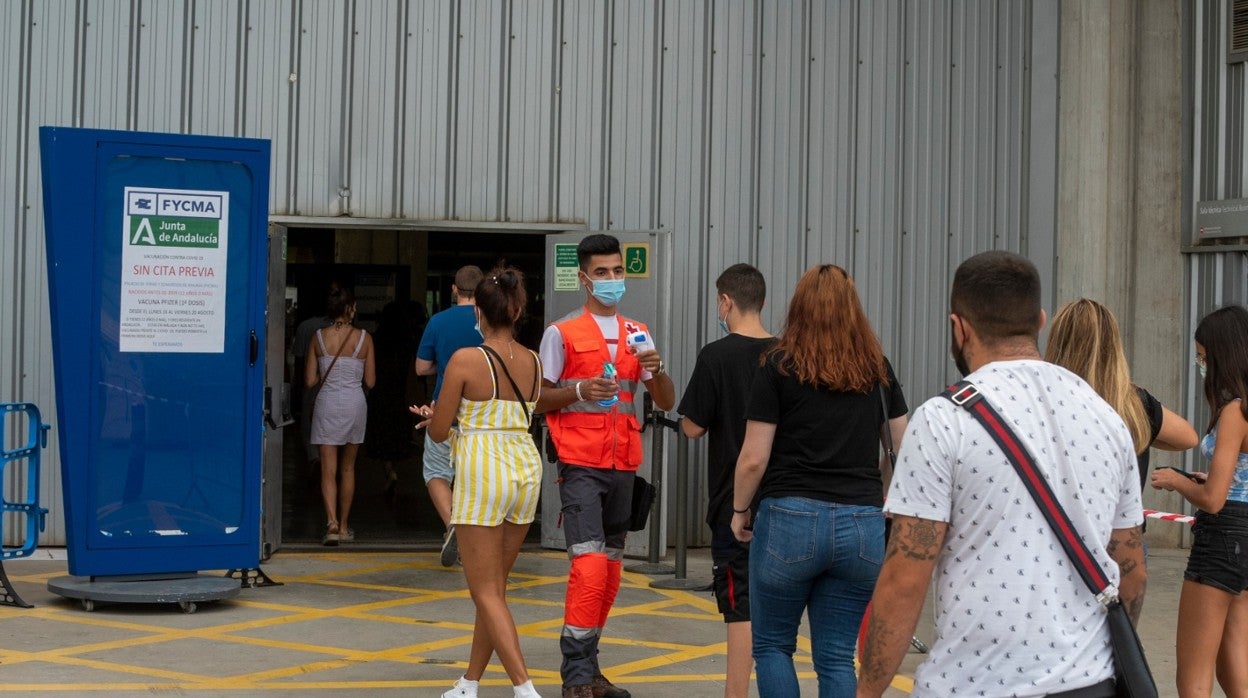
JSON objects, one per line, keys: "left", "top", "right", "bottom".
{"left": 678, "top": 264, "right": 774, "bottom": 698}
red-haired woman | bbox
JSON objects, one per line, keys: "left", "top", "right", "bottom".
{"left": 730, "top": 265, "right": 908, "bottom": 697}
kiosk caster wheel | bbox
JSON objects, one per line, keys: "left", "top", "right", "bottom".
{"left": 80, "top": 599, "right": 94, "bottom": 612}
{"left": 178, "top": 601, "right": 197, "bottom": 614}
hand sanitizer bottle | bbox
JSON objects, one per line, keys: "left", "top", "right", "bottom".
{"left": 598, "top": 362, "right": 620, "bottom": 407}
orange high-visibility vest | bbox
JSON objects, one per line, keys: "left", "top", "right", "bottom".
{"left": 546, "top": 309, "right": 647, "bottom": 469}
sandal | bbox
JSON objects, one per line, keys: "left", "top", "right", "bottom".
{"left": 322, "top": 522, "right": 340, "bottom": 546}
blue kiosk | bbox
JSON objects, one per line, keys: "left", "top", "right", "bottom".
{"left": 40, "top": 127, "right": 271, "bottom": 612}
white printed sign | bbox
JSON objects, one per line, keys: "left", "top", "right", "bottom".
{"left": 120, "top": 187, "right": 229, "bottom": 353}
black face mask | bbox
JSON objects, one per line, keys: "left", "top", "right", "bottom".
{"left": 950, "top": 322, "right": 970, "bottom": 377}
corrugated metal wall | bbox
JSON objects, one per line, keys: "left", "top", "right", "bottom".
{"left": 1188, "top": 0, "right": 1248, "bottom": 439}
{"left": 3, "top": 0, "right": 1059, "bottom": 545}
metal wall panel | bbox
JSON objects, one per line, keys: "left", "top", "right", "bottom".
{"left": 80, "top": 2, "right": 131, "bottom": 130}
{"left": 658, "top": 0, "right": 710, "bottom": 378}
{"left": 243, "top": 1, "right": 297, "bottom": 208}
{"left": 897, "top": 1, "right": 951, "bottom": 399}
{"left": 455, "top": 0, "right": 505, "bottom": 221}
{"left": 607, "top": 1, "right": 659, "bottom": 232}
{"left": 7, "top": 1, "right": 70, "bottom": 547}
{"left": 555, "top": 1, "right": 608, "bottom": 224}
{"left": 807, "top": 0, "right": 857, "bottom": 272}
{"left": 4, "top": 0, "right": 1058, "bottom": 545}
{"left": 187, "top": 1, "right": 243, "bottom": 138}
{"left": 1187, "top": 0, "right": 1248, "bottom": 480}
{"left": 755, "top": 1, "right": 809, "bottom": 313}
{"left": 706, "top": 2, "right": 758, "bottom": 300}
{"left": 506, "top": 0, "right": 556, "bottom": 223}
{"left": 852, "top": 1, "right": 904, "bottom": 348}
{"left": 348, "top": 0, "right": 402, "bottom": 218}
{"left": 135, "top": 1, "right": 189, "bottom": 133}
{"left": 1191, "top": 3, "right": 1248, "bottom": 302}
{"left": 399, "top": 0, "right": 454, "bottom": 219}
{"left": 2, "top": 1, "right": 27, "bottom": 545}
{"left": 294, "top": 0, "right": 349, "bottom": 216}
{"left": 2, "top": 2, "right": 26, "bottom": 409}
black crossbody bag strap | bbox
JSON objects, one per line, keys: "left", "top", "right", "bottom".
{"left": 479, "top": 345, "right": 532, "bottom": 424}
{"left": 941, "top": 380, "right": 1157, "bottom": 698}
{"left": 940, "top": 381, "right": 1111, "bottom": 597}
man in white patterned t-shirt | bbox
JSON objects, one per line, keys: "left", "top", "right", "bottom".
{"left": 856, "top": 251, "right": 1146, "bottom": 698}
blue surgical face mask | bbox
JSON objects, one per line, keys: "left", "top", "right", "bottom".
{"left": 718, "top": 316, "right": 729, "bottom": 335}
{"left": 473, "top": 312, "right": 484, "bottom": 340}
{"left": 1199, "top": 363, "right": 1207, "bottom": 380}
{"left": 590, "top": 278, "right": 626, "bottom": 306}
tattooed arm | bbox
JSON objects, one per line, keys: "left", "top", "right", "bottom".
{"left": 1106, "top": 526, "right": 1147, "bottom": 625}
{"left": 855, "top": 515, "right": 947, "bottom": 698}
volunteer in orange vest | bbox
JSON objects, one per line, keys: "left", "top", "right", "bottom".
{"left": 537, "top": 234, "right": 676, "bottom": 698}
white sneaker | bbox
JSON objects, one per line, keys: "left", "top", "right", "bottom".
{"left": 442, "top": 675, "right": 479, "bottom": 698}
{"left": 513, "top": 679, "right": 543, "bottom": 697}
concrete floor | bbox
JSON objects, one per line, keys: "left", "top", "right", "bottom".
{"left": 0, "top": 544, "right": 1213, "bottom": 696}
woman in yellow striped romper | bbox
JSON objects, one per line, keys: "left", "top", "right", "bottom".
{"left": 413, "top": 266, "right": 544, "bottom": 698}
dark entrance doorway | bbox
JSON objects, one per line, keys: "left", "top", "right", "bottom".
{"left": 280, "top": 227, "right": 546, "bottom": 547}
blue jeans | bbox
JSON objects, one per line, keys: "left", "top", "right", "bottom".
{"left": 749, "top": 497, "right": 884, "bottom": 698}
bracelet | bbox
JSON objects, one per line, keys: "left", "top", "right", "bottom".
{"left": 732, "top": 507, "right": 750, "bottom": 514}
{"left": 574, "top": 381, "right": 584, "bottom": 401}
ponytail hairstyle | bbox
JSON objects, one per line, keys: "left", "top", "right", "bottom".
{"left": 326, "top": 285, "right": 356, "bottom": 322}
{"left": 1044, "top": 299, "right": 1151, "bottom": 453}
{"left": 475, "top": 265, "right": 527, "bottom": 332}
{"left": 1194, "top": 304, "right": 1248, "bottom": 431}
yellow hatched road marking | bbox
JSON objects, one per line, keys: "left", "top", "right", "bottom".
{"left": 0, "top": 552, "right": 914, "bottom": 693}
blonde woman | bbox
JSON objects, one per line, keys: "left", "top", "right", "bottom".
{"left": 1045, "top": 298, "right": 1198, "bottom": 495}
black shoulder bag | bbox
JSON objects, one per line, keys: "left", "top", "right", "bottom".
{"left": 879, "top": 384, "right": 897, "bottom": 541}
{"left": 941, "top": 381, "right": 1157, "bottom": 698}
{"left": 879, "top": 384, "right": 897, "bottom": 468}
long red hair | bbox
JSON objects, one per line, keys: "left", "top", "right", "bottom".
{"left": 766, "top": 264, "right": 886, "bottom": 391}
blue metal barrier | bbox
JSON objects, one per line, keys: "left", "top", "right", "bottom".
{"left": 0, "top": 403, "right": 51, "bottom": 608}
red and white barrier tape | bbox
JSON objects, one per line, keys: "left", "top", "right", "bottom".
{"left": 1143, "top": 509, "right": 1195, "bottom": 525}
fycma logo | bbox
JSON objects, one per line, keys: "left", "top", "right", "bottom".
{"left": 126, "top": 190, "right": 223, "bottom": 249}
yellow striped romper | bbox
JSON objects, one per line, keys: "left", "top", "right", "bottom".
{"left": 449, "top": 348, "right": 543, "bottom": 527}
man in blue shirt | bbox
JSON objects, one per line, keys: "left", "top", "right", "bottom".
{"left": 415, "top": 265, "right": 483, "bottom": 566}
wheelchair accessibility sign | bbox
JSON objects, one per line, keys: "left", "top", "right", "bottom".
{"left": 623, "top": 243, "right": 650, "bottom": 278}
